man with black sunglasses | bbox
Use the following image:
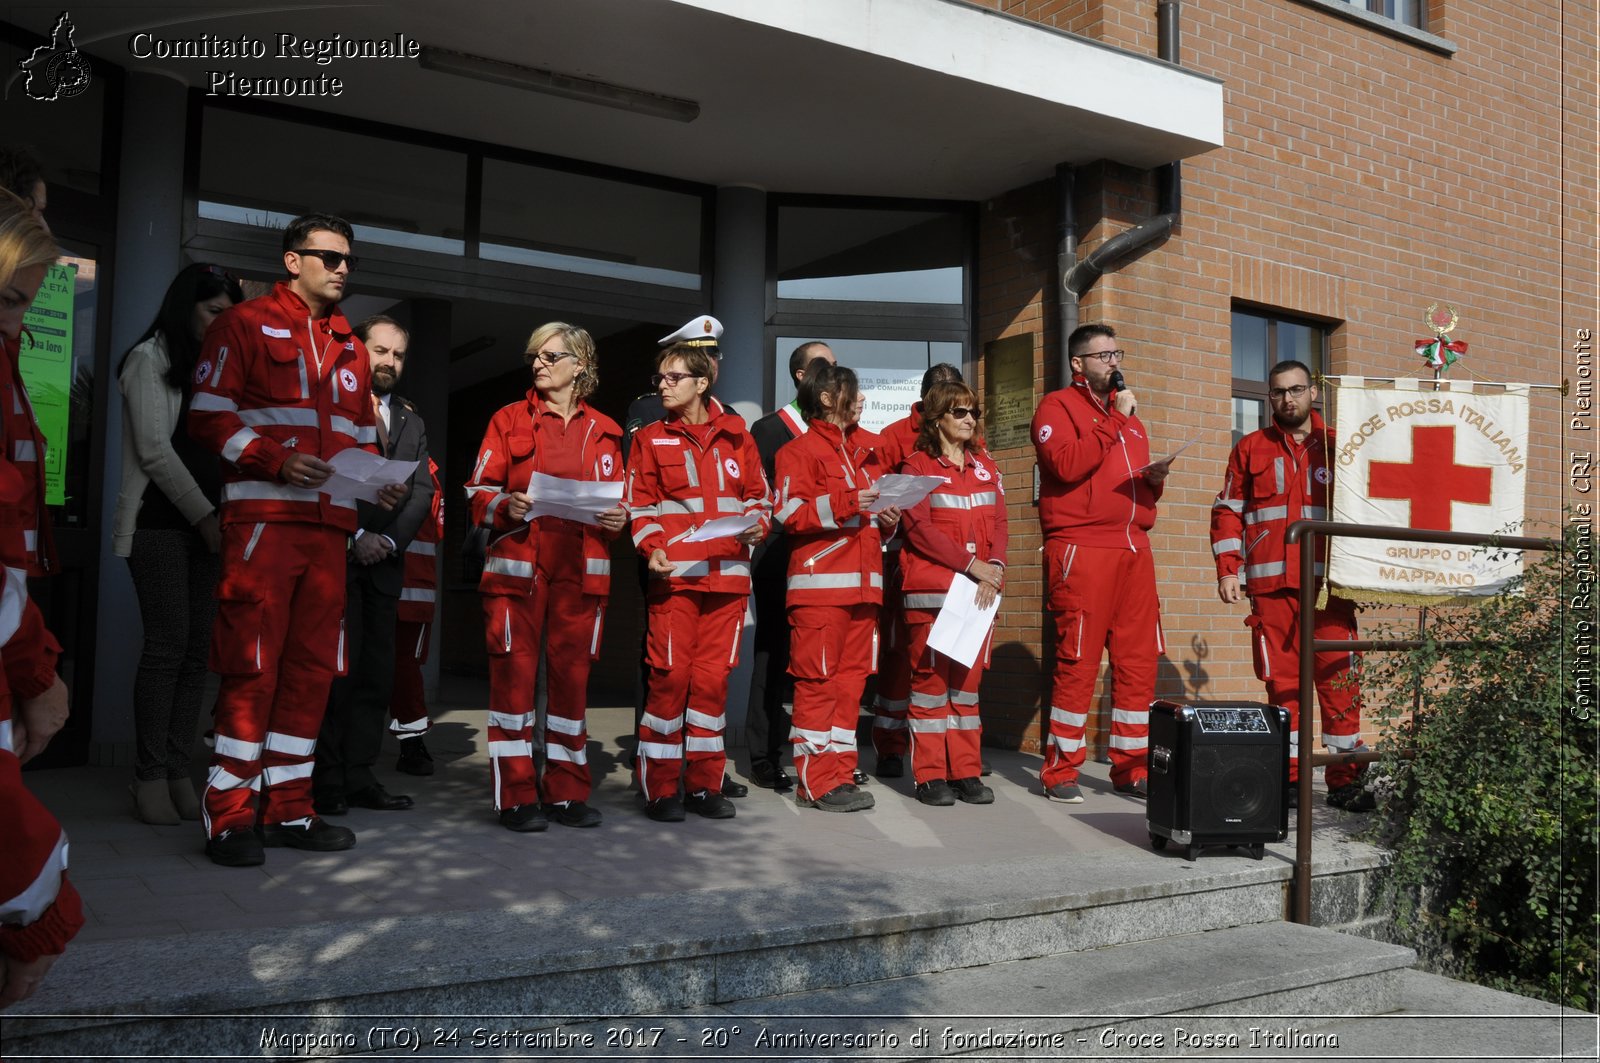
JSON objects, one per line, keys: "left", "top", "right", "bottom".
{"left": 1031, "top": 323, "right": 1171, "bottom": 806}
{"left": 188, "top": 212, "right": 407, "bottom": 866}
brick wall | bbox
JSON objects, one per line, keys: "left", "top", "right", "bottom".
{"left": 972, "top": 0, "right": 1598, "bottom": 758}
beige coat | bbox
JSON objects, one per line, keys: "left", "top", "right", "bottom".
{"left": 112, "top": 334, "right": 215, "bottom": 556}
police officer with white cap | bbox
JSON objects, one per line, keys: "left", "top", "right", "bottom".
{"left": 624, "top": 315, "right": 748, "bottom": 799}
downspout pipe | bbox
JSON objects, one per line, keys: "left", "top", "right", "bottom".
{"left": 1055, "top": 0, "right": 1185, "bottom": 389}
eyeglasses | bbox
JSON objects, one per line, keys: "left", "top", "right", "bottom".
{"left": 946, "top": 405, "right": 982, "bottom": 421}
{"left": 1268, "top": 384, "right": 1312, "bottom": 400}
{"left": 528, "top": 349, "right": 575, "bottom": 367}
{"left": 651, "top": 371, "right": 703, "bottom": 387}
{"left": 1080, "top": 349, "right": 1125, "bottom": 364}
{"left": 289, "top": 248, "right": 359, "bottom": 271}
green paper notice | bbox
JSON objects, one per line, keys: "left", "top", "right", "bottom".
{"left": 18, "top": 261, "right": 75, "bottom": 506}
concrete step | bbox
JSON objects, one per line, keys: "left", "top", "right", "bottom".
{"left": 2, "top": 848, "right": 1379, "bottom": 1059}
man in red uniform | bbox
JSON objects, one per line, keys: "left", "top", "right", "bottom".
{"left": 1032, "top": 324, "right": 1170, "bottom": 803}
{"left": 390, "top": 457, "right": 442, "bottom": 775}
{"left": 871, "top": 362, "right": 964, "bottom": 778}
{"left": 1210, "top": 359, "right": 1369, "bottom": 810}
{"left": 189, "top": 213, "right": 404, "bottom": 866}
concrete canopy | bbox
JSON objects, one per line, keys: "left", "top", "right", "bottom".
{"left": 68, "top": 0, "right": 1222, "bottom": 199}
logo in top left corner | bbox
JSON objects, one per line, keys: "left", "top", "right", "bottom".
{"left": 18, "top": 12, "right": 92, "bottom": 101}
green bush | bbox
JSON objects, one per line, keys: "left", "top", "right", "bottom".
{"left": 1364, "top": 522, "right": 1597, "bottom": 1011}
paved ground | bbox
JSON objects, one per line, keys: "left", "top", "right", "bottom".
{"left": 30, "top": 676, "right": 1368, "bottom": 947}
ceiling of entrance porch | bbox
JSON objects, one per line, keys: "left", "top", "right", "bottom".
{"left": 57, "top": 0, "right": 1223, "bottom": 200}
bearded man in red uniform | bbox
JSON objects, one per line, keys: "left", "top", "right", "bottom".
{"left": 1210, "top": 360, "right": 1368, "bottom": 811}
{"left": 1032, "top": 324, "right": 1171, "bottom": 803}
{"left": 189, "top": 213, "right": 404, "bottom": 866}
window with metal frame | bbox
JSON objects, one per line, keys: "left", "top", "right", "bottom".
{"left": 1231, "top": 308, "right": 1329, "bottom": 445}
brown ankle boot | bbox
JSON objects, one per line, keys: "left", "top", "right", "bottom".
{"left": 131, "top": 779, "right": 180, "bottom": 825}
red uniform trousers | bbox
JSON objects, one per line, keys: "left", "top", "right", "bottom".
{"left": 870, "top": 556, "right": 911, "bottom": 758}
{"left": 388, "top": 619, "right": 431, "bottom": 737}
{"left": 905, "top": 615, "right": 985, "bottom": 785}
{"left": 789, "top": 602, "right": 877, "bottom": 801}
{"left": 1247, "top": 589, "right": 1363, "bottom": 788}
{"left": 484, "top": 526, "right": 606, "bottom": 809}
{"left": 204, "top": 522, "right": 348, "bottom": 838}
{"left": 1043, "top": 541, "right": 1163, "bottom": 789}
{"left": 637, "top": 590, "right": 744, "bottom": 800}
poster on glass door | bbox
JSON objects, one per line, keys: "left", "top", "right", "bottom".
{"left": 855, "top": 368, "right": 923, "bottom": 434}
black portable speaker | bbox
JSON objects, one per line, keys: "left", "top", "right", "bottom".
{"left": 1145, "top": 699, "right": 1289, "bottom": 861}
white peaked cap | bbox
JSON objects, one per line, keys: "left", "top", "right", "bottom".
{"left": 658, "top": 314, "right": 724, "bottom": 348}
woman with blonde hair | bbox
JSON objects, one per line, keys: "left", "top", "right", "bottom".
{"left": 0, "top": 189, "right": 83, "bottom": 1007}
{"left": 464, "top": 322, "right": 626, "bottom": 831}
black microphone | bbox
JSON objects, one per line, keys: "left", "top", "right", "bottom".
{"left": 1109, "top": 369, "right": 1126, "bottom": 392}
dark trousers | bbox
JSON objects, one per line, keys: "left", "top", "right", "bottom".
{"left": 744, "top": 574, "right": 792, "bottom": 767}
{"left": 316, "top": 564, "right": 398, "bottom": 797}
{"left": 126, "top": 528, "right": 220, "bottom": 782}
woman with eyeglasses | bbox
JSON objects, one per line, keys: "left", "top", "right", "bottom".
{"left": 0, "top": 189, "right": 83, "bottom": 1008}
{"left": 895, "top": 382, "right": 1008, "bottom": 806}
{"left": 112, "top": 263, "right": 244, "bottom": 824}
{"left": 626, "top": 342, "right": 769, "bottom": 822}
{"left": 773, "top": 363, "right": 900, "bottom": 812}
{"left": 465, "top": 323, "right": 626, "bottom": 832}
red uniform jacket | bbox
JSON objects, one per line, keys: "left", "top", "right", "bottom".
{"left": 397, "top": 457, "right": 443, "bottom": 623}
{"left": 627, "top": 404, "right": 770, "bottom": 597}
{"left": 2, "top": 335, "right": 54, "bottom": 576}
{"left": 876, "top": 403, "right": 925, "bottom": 474}
{"left": 0, "top": 340, "right": 80, "bottom": 964}
{"left": 188, "top": 282, "right": 379, "bottom": 532}
{"left": 898, "top": 447, "right": 1009, "bottom": 613}
{"left": 1031, "top": 378, "right": 1162, "bottom": 550}
{"left": 1211, "top": 410, "right": 1333, "bottom": 594}
{"left": 774, "top": 420, "right": 886, "bottom": 607}
{"left": 467, "top": 392, "right": 624, "bottom": 599}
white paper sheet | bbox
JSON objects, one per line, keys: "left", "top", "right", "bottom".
{"left": 522, "top": 471, "right": 625, "bottom": 526}
{"left": 683, "top": 514, "right": 759, "bottom": 543}
{"left": 322, "top": 449, "right": 418, "bottom": 504}
{"left": 926, "top": 574, "right": 1000, "bottom": 668}
{"left": 869, "top": 473, "right": 946, "bottom": 513}
{"left": 1132, "top": 436, "right": 1201, "bottom": 475}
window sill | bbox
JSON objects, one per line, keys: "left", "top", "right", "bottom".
{"left": 1290, "top": 0, "right": 1457, "bottom": 56}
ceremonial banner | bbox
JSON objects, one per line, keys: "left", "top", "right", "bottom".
{"left": 1328, "top": 377, "right": 1528, "bottom": 605}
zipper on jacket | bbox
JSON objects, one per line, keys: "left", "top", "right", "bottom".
{"left": 1246, "top": 528, "right": 1270, "bottom": 554}
{"left": 805, "top": 537, "right": 849, "bottom": 568}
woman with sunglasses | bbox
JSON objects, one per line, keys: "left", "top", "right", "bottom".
{"left": 112, "top": 263, "right": 244, "bottom": 824}
{"left": 895, "top": 382, "right": 1008, "bottom": 806}
{"left": 465, "top": 323, "right": 625, "bottom": 832}
{"left": 0, "top": 190, "right": 82, "bottom": 1007}
{"left": 626, "top": 342, "right": 769, "bottom": 822}
{"left": 774, "top": 363, "right": 900, "bottom": 812}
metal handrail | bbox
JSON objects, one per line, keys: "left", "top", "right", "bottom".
{"left": 1283, "top": 519, "right": 1558, "bottom": 924}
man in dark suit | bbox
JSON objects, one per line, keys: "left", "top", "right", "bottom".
{"left": 744, "top": 341, "right": 835, "bottom": 791}
{"left": 313, "top": 316, "right": 435, "bottom": 814}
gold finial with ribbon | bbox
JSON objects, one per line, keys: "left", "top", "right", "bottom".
{"left": 1417, "top": 303, "right": 1467, "bottom": 371}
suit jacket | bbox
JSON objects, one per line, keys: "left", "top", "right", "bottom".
{"left": 355, "top": 395, "right": 433, "bottom": 597}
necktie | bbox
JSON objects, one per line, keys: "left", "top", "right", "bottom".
{"left": 372, "top": 394, "right": 390, "bottom": 456}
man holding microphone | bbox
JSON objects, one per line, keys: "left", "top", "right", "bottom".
{"left": 1031, "top": 323, "right": 1171, "bottom": 804}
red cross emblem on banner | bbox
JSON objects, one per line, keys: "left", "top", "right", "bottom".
{"left": 1367, "top": 425, "right": 1493, "bottom": 530}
